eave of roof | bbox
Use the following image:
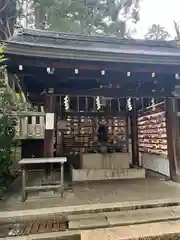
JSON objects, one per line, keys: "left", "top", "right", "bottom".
{"left": 5, "top": 28, "right": 180, "bottom": 65}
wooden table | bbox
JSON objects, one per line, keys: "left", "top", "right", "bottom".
{"left": 19, "top": 157, "right": 67, "bottom": 202}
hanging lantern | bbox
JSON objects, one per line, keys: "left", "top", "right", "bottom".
{"left": 19, "top": 65, "right": 23, "bottom": 71}
{"left": 152, "top": 72, "right": 156, "bottom": 78}
{"left": 175, "top": 73, "right": 180, "bottom": 80}
{"left": 75, "top": 69, "right": 79, "bottom": 74}
{"left": 101, "top": 70, "right": 105, "bottom": 76}
{"left": 127, "top": 72, "right": 131, "bottom": 77}
{"left": 64, "top": 95, "right": 70, "bottom": 111}
{"left": 127, "top": 98, "right": 132, "bottom": 111}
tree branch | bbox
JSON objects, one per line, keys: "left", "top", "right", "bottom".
{"left": 0, "top": 0, "right": 10, "bottom": 13}
{"left": 6, "top": 20, "right": 11, "bottom": 38}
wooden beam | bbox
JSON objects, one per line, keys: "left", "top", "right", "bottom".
{"left": 7, "top": 57, "right": 180, "bottom": 73}
{"left": 46, "top": 88, "right": 174, "bottom": 98}
{"left": 165, "top": 98, "right": 177, "bottom": 181}
{"left": 63, "top": 111, "right": 126, "bottom": 117}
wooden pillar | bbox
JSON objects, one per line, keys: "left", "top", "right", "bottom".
{"left": 165, "top": 97, "right": 177, "bottom": 181}
{"left": 131, "top": 98, "right": 139, "bottom": 166}
{"left": 126, "top": 114, "right": 129, "bottom": 153}
{"left": 44, "top": 94, "right": 56, "bottom": 158}
{"left": 56, "top": 97, "right": 64, "bottom": 157}
{"left": 175, "top": 99, "right": 180, "bottom": 174}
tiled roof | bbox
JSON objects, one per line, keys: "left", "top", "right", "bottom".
{"left": 12, "top": 28, "right": 177, "bottom": 47}
{"left": 5, "top": 28, "right": 180, "bottom": 65}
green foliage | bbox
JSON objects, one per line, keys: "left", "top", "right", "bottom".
{"left": 0, "top": 47, "right": 7, "bottom": 63}
{"left": 0, "top": 71, "right": 17, "bottom": 196}
{"left": 0, "top": 47, "right": 27, "bottom": 197}
{"left": 145, "top": 24, "right": 170, "bottom": 40}
{"left": 25, "top": 0, "right": 140, "bottom": 37}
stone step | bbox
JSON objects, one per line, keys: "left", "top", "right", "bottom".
{"left": 2, "top": 205, "right": 180, "bottom": 237}
{"left": 3, "top": 221, "right": 180, "bottom": 240}
{"left": 69, "top": 215, "right": 108, "bottom": 230}
{"left": 1, "top": 198, "right": 180, "bottom": 221}
{"left": 68, "top": 205, "right": 180, "bottom": 230}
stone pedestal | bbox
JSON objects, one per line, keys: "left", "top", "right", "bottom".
{"left": 72, "top": 168, "right": 145, "bottom": 182}
{"left": 82, "top": 153, "right": 130, "bottom": 170}
{"left": 72, "top": 153, "right": 145, "bottom": 182}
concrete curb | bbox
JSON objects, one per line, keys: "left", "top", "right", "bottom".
{"left": 0, "top": 198, "right": 180, "bottom": 221}
{"left": 69, "top": 215, "right": 180, "bottom": 230}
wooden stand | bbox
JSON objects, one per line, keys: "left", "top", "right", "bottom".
{"left": 19, "top": 157, "right": 67, "bottom": 202}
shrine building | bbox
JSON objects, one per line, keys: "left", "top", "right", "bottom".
{"left": 4, "top": 28, "right": 180, "bottom": 184}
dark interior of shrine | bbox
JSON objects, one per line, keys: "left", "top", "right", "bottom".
{"left": 6, "top": 60, "right": 176, "bottom": 112}
{"left": 5, "top": 54, "right": 177, "bottom": 98}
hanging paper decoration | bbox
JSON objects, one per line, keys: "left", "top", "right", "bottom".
{"left": 151, "top": 98, "right": 155, "bottom": 111}
{"left": 127, "top": 98, "right": 132, "bottom": 111}
{"left": 64, "top": 95, "right": 70, "bottom": 111}
{"left": 96, "top": 96, "right": 101, "bottom": 110}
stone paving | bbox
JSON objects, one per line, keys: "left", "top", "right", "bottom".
{"left": 1, "top": 178, "right": 180, "bottom": 212}
{"left": 2, "top": 178, "right": 180, "bottom": 239}
{"left": 81, "top": 221, "right": 180, "bottom": 240}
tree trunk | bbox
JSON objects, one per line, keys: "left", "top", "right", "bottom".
{"left": 34, "top": 0, "right": 46, "bottom": 29}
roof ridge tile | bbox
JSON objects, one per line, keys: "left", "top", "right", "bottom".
{"left": 11, "top": 28, "right": 176, "bottom": 49}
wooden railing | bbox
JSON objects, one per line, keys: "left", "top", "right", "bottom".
{"left": 15, "top": 112, "right": 45, "bottom": 139}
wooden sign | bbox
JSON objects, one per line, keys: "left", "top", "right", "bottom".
{"left": 45, "top": 113, "right": 54, "bottom": 130}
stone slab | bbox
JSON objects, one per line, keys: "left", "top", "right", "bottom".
{"left": 72, "top": 168, "right": 145, "bottom": 181}
{"left": 68, "top": 213, "right": 105, "bottom": 221}
{"left": 69, "top": 216, "right": 108, "bottom": 230}
{"left": 106, "top": 206, "right": 176, "bottom": 226}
